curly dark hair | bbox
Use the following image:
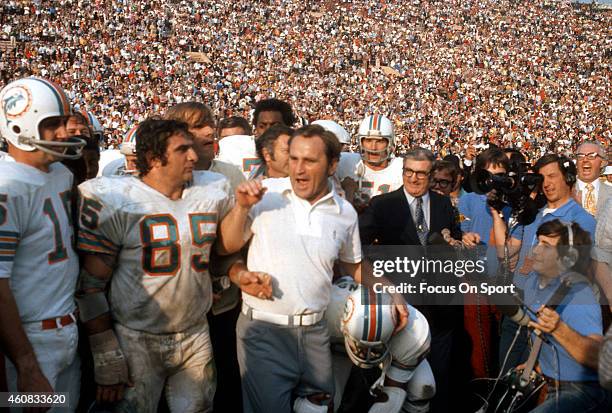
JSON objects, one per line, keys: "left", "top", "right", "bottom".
{"left": 135, "top": 118, "right": 190, "bottom": 176}
{"left": 252, "top": 98, "right": 296, "bottom": 128}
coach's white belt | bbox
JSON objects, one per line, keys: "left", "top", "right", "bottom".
{"left": 241, "top": 303, "right": 324, "bottom": 326}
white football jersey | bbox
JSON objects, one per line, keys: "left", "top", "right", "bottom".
{"left": 97, "top": 149, "right": 124, "bottom": 177}
{"left": 216, "top": 134, "right": 261, "bottom": 179}
{"left": 0, "top": 161, "right": 79, "bottom": 322}
{"left": 101, "top": 157, "right": 129, "bottom": 177}
{"left": 0, "top": 151, "right": 8, "bottom": 161}
{"left": 77, "top": 172, "right": 233, "bottom": 333}
{"left": 336, "top": 153, "right": 403, "bottom": 198}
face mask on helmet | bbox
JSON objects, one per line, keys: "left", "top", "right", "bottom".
{"left": 358, "top": 114, "right": 395, "bottom": 165}
{"left": 341, "top": 285, "right": 396, "bottom": 369}
{"left": 0, "top": 77, "right": 86, "bottom": 159}
{"left": 344, "top": 334, "right": 390, "bottom": 369}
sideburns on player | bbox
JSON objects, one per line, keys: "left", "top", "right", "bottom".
{"left": 75, "top": 118, "right": 260, "bottom": 412}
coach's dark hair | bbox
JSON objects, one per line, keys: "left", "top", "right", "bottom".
{"left": 289, "top": 124, "right": 341, "bottom": 165}
{"left": 256, "top": 124, "right": 294, "bottom": 161}
{"left": 536, "top": 219, "right": 592, "bottom": 275}
{"left": 218, "top": 116, "right": 252, "bottom": 136}
{"left": 253, "top": 98, "right": 296, "bottom": 128}
{"left": 475, "top": 147, "right": 510, "bottom": 173}
{"left": 136, "top": 118, "right": 191, "bottom": 176}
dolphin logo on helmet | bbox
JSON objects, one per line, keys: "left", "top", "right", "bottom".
{"left": 0, "top": 77, "right": 86, "bottom": 159}
{"left": 341, "top": 285, "right": 397, "bottom": 369}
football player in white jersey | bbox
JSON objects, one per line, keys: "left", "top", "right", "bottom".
{"left": 325, "top": 279, "right": 435, "bottom": 413}
{"left": 100, "top": 126, "right": 138, "bottom": 177}
{"left": 63, "top": 110, "right": 102, "bottom": 183}
{"left": 76, "top": 110, "right": 105, "bottom": 180}
{"left": 216, "top": 133, "right": 260, "bottom": 179}
{"left": 0, "top": 77, "right": 86, "bottom": 410}
{"left": 76, "top": 118, "right": 258, "bottom": 412}
{"left": 336, "top": 114, "right": 403, "bottom": 211}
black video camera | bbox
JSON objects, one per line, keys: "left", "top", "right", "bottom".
{"left": 471, "top": 162, "right": 542, "bottom": 226}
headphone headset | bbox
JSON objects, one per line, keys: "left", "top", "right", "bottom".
{"left": 559, "top": 221, "right": 578, "bottom": 269}
{"left": 557, "top": 156, "right": 577, "bottom": 187}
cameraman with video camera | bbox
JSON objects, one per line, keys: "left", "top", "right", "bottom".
{"left": 457, "top": 147, "right": 517, "bottom": 378}
{"left": 520, "top": 220, "right": 611, "bottom": 413}
{"left": 498, "top": 154, "right": 596, "bottom": 374}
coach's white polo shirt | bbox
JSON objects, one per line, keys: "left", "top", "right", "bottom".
{"left": 244, "top": 177, "right": 361, "bottom": 315}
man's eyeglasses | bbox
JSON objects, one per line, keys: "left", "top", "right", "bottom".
{"left": 432, "top": 179, "right": 452, "bottom": 188}
{"left": 403, "top": 168, "right": 430, "bottom": 179}
{"left": 576, "top": 152, "right": 603, "bottom": 160}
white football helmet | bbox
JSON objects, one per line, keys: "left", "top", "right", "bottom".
{"left": 81, "top": 110, "right": 105, "bottom": 144}
{"left": 312, "top": 119, "right": 351, "bottom": 145}
{"left": 342, "top": 285, "right": 397, "bottom": 369}
{"left": 0, "top": 77, "right": 85, "bottom": 159}
{"left": 119, "top": 125, "right": 138, "bottom": 174}
{"left": 119, "top": 126, "right": 138, "bottom": 156}
{"left": 358, "top": 114, "right": 396, "bottom": 164}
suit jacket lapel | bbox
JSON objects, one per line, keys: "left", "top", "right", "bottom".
{"left": 597, "top": 183, "right": 612, "bottom": 215}
{"left": 393, "top": 188, "right": 420, "bottom": 245}
{"left": 429, "top": 191, "right": 444, "bottom": 234}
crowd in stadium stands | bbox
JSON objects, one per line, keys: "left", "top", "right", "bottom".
{"left": 1, "top": 1, "right": 612, "bottom": 413}
{"left": 0, "top": 0, "right": 610, "bottom": 162}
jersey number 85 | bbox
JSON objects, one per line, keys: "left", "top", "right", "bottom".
{"left": 80, "top": 197, "right": 216, "bottom": 276}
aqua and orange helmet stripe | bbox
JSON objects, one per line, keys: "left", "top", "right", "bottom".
{"left": 30, "top": 78, "right": 71, "bottom": 116}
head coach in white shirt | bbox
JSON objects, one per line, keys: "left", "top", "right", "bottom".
{"left": 223, "top": 124, "right": 407, "bottom": 413}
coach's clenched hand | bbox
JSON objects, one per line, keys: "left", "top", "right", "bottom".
{"left": 237, "top": 270, "right": 273, "bottom": 300}
{"left": 235, "top": 179, "right": 267, "bottom": 209}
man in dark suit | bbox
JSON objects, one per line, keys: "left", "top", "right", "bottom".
{"left": 360, "top": 148, "right": 463, "bottom": 413}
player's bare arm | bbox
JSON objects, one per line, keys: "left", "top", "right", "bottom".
{"left": 217, "top": 179, "right": 267, "bottom": 255}
{"left": 77, "top": 252, "right": 130, "bottom": 404}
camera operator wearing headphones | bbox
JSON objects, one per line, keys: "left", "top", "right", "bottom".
{"left": 457, "top": 148, "right": 516, "bottom": 378}
{"left": 498, "top": 154, "right": 596, "bottom": 374}
{"left": 524, "top": 220, "right": 611, "bottom": 413}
